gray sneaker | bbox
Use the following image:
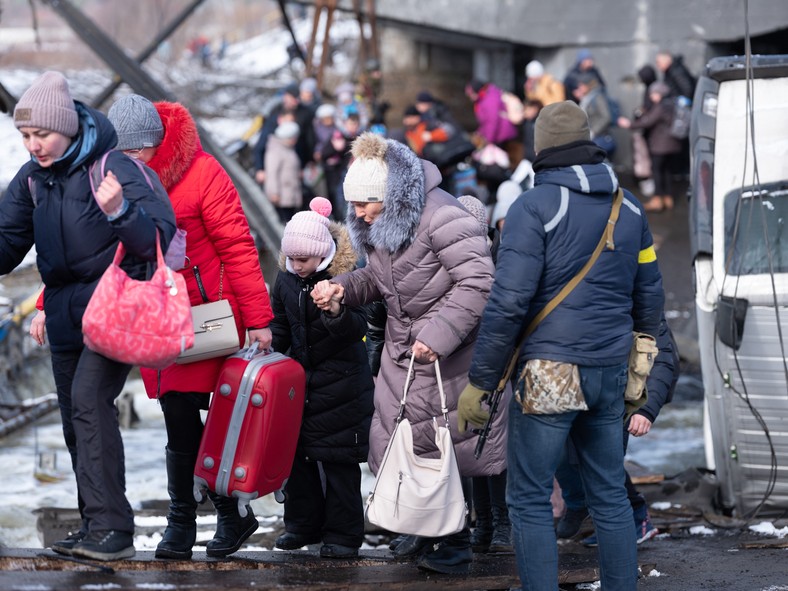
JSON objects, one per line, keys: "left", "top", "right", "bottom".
{"left": 71, "top": 530, "right": 135, "bottom": 561}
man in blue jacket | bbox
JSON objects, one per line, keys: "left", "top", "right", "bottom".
{"left": 458, "top": 101, "right": 664, "bottom": 591}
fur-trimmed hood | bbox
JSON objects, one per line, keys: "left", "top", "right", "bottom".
{"left": 345, "top": 138, "right": 433, "bottom": 254}
{"left": 278, "top": 221, "right": 357, "bottom": 277}
{"left": 147, "top": 101, "right": 201, "bottom": 190}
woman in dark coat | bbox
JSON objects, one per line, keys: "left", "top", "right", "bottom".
{"left": 0, "top": 71, "right": 176, "bottom": 561}
{"left": 269, "top": 197, "right": 374, "bottom": 559}
{"left": 620, "top": 81, "right": 683, "bottom": 212}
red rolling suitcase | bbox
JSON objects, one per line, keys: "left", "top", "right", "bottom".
{"left": 193, "top": 345, "right": 306, "bottom": 515}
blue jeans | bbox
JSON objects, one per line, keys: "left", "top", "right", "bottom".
{"left": 556, "top": 430, "right": 648, "bottom": 520}
{"left": 507, "top": 363, "right": 637, "bottom": 591}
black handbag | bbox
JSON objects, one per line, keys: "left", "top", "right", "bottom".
{"left": 422, "top": 134, "right": 476, "bottom": 169}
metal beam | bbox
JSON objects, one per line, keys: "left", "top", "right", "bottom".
{"left": 278, "top": 0, "right": 307, "bottom": 64}
{"left": 91, "top": 0, "right": 207, "bottom": 109}
{"left": 42, "top": 0, "right": 283, "bottom": 272}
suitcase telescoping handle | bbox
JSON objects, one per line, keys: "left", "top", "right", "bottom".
{"left": 241, "top": 342, "right": 274, "bottom": 361}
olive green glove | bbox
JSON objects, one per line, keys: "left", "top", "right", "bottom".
{"left": 457, "top": 383, "right": 491, "bottom": 432}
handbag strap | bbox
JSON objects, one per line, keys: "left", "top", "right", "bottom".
{"left": 495, "top": 187, "right": 625, "bottom": 390}
{"left": 112, "top": 230, "right": 166, "bottom": 268}
{"left": 398, "top": 356, "right": 449, "bottom": 426}
{"left": 192, "top": 263, "right": 224, "bottom": 303}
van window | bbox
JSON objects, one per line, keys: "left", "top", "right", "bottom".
{"left": 723, "top": 182, "right": 788, "bottom": 275}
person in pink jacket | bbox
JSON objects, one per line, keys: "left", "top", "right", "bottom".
{"left": 108, "top": 95, "right": 274, "bottom": 560}
{"left": 464, "top": 79, "right": 519, "bottom": 147}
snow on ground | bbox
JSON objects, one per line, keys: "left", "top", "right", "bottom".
{"left": 749, "top": 521, "right": 788, "bottom": 539}
{"left": 0, "top": 110, "right": 32, "bottom": 188}
{"left": 0, "top": 378, "right": 376, "bottom": 549}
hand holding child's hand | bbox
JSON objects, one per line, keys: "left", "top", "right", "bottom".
{"left": 311, "top": 280, "right": 343, "bottom": 310}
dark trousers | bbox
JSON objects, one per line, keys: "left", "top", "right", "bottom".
{"left": 651, "top": 153, "right": 676, "bottom": 196}
{"left": 283, "top": 456, "right": 365, "bottom": 548}
{"left": 51, "top": 347, "right": 134, "bottom": 534}
{"left": 159, "top": 391, "right": 209, "bottom": 454}
{"left": 472, "top": 471, "right": 508, "bottom": 525}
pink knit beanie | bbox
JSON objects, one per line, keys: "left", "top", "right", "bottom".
{"left": 281, "top": 197, "right": 334, "bottom": 258}
{"left": 14, "top": 71, "right": 79, "bottom": 138}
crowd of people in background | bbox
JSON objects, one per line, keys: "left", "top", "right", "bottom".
{"left": 251, "top": 47, "right": 696, "bottom": 228}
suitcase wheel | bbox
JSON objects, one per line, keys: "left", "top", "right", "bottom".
{"left": 274, "top": 489, "right": 287, "bottom": 504}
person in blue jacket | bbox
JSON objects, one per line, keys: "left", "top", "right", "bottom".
{"left": 457, "top": 101, "right": 665, "bottom": 591}
{"left": 0, "top": 71, "right": 176, "bottom": 561}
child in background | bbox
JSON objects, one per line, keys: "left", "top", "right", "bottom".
{"left": 269, "top": 197, "right": 374, "bottom": 559}
{"left": 312, "top": 104, "right": 339, "bottom": 207}
{"left": 265, "top": 120, "right": 302, "bottom": 223}
{"left": 321, "top": 113, "right": 361, "bottom": 216}
{"left": 313, "top": 104, "right": 338, "bottom": 160}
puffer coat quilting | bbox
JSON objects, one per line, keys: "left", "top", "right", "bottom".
{"left": 335, "top": 139, "right": 504, "bottom": 477}
{"left": 270, "top": 223, "right": 373, "bottom": 463}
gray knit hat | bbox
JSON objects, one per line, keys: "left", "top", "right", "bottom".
{"left": 534, "top": 100, "right": 590, "bottom": 154}
{"left": 14, "top": 71, "right": 79, "bottom": 138}
{"left": 458, "top": 195, "right": 489, "bottom": 234}
{"left": 108, "top": 94, "right": 164, "bottom": 151}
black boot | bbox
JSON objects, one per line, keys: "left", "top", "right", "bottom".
{"left": 156, "top": 448, "right": 199, "bottom": 560}
{"left": 488, "top": 507, "right": 512, "bottom": 553}
{"left": 416, "top": 528, "right": 473, "bottom": 575}
{"left": 470, "top": 476, "right": 493, "bottom": 553}
{"left": 470, "top": 514, "right": 493, "bottom": 553}
{"left": 390, "top": 534, "right": 434, "bottom": 558}
{"left": 206, "top": 492, "right": 259, "bottom": 557}
{"left": 487, "top": 472, "right": 512, "bottom": 553}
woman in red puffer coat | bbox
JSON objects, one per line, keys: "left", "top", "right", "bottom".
{"left": 108, "top": 95, "right": 274, "bottom": 561}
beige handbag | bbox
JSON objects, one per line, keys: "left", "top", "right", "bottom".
{"left": 365, "top": 356, "right": 467, "bottom": 537}
{"left": 516, "top": 359, "right": 588, "bottom": 414}
{"left": 624, "top": 332, "right": 659, "bottom": 402}
{"left": 176, "top": 264, "right": 240, "bottom": 364}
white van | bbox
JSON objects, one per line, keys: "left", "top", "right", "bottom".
{"left": 690, "top": 55, "right": 788, "bottom": 517}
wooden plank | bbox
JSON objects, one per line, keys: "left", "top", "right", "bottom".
{"left": 0, "top": 548, "right": 660, "bottom": 591}
{"left": 739, "top": 539, "right": 788, "bottom": 549}
{"left": 630, "top": 474, "right": 665, "bottom": 485}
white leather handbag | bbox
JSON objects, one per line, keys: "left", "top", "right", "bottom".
{"left": 365, "top": 356, "right": 467, "bottom": 537}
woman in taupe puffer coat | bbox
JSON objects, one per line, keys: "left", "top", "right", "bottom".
{"left": 312, "top": 132, "right": 501, "bottom": 575}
